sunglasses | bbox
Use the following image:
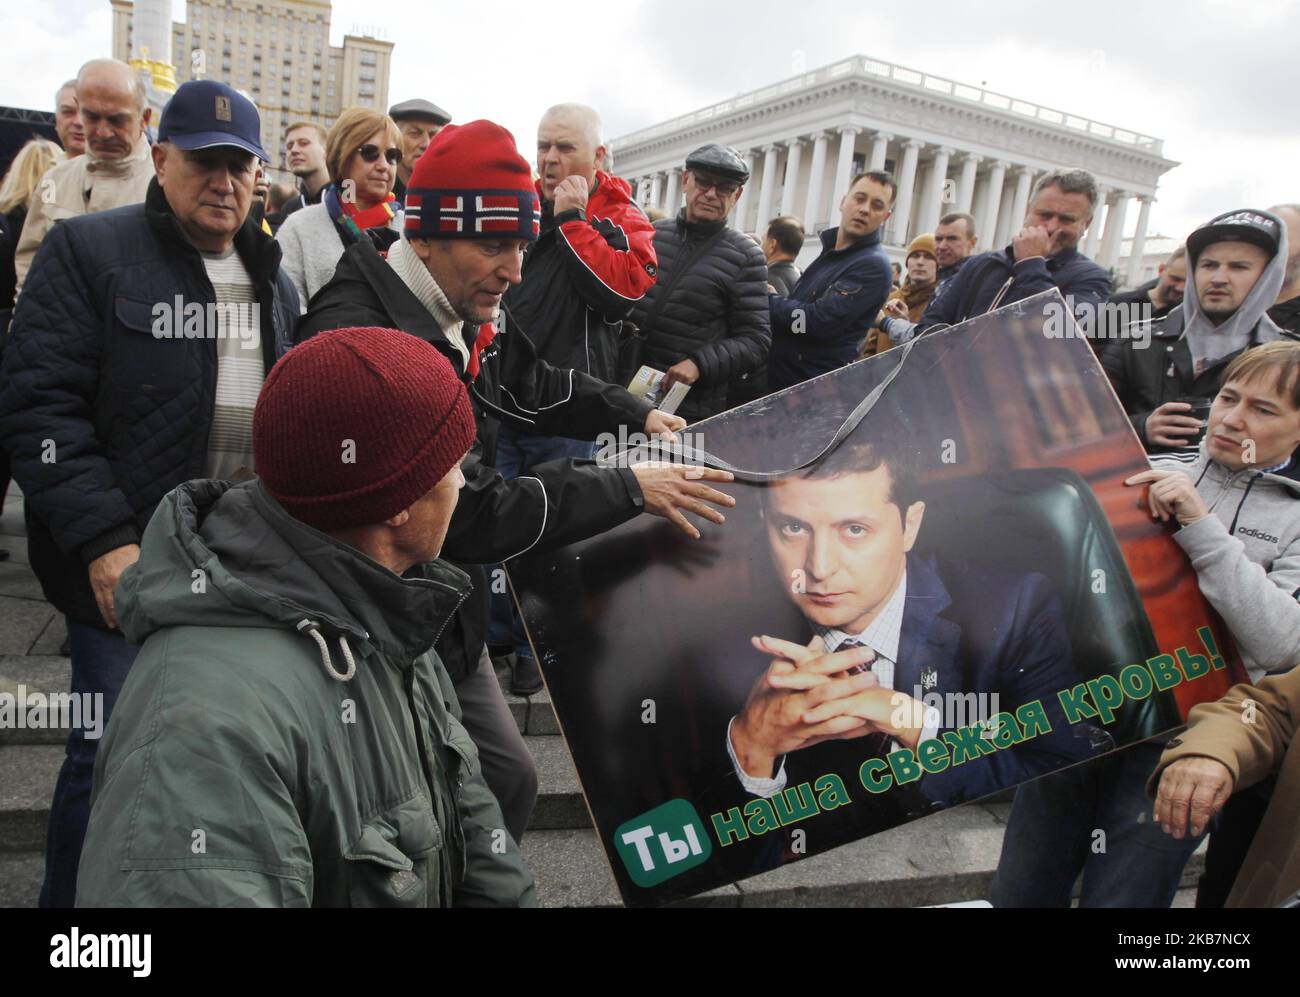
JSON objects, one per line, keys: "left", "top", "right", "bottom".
{"left": 356, "top": 144, "right": 402, "bottom": 166}
{"left": 690, "top": 174, "right": 740, "bottom": 197}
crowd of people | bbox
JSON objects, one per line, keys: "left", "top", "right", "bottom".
{"left": 0, "top": 57, "right": 1296, "bottom": 908}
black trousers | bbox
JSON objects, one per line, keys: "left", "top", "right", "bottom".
{"left": 454, "top": 645, "right": 539, "bottom": 843}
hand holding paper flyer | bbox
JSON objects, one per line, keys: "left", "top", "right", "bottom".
{"left": 628, "top": 365, "right": 691, "bottom": 415}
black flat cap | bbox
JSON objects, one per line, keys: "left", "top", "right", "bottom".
{"left": 684, "top": 143, "right": 749, "bottom": 184}
{"left": 387, "top": 98, "right": 452, "bottom": 125}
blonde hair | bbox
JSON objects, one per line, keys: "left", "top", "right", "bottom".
{"left": 0, "top": 138, "right": 61, "bottom": 215}
{"left": 325, "top": 108, "right": 401, "bottom": 184}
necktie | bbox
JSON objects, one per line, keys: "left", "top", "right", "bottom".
{"left": 835, "top": 637, "right": 876, "bottom": 676}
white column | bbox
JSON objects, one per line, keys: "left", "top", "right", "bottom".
{"left": 994, "top": 176, "right": 1017, "bottom": 247}
{"left": 829, "top": 126, "right": 861, "bottom": 218}
{"left": 977, "top": 160, "right": 1007, "bottom": 250}
{"left": 648, "top": 173, "right": 663, "bottom": 211}
{"left": 916, "top": 145, "right": 953, "bottom": 235}
{"left": 888, "top": 138, "right": 922, "bottom": 246}
{"left": 1008, "top": 166, "right": 1035, "bottom": 231}
{"left": 1099, "top": 191, "right": 1131, "bottom": 271}
{"left": 1124, "top": 195, "right": 1154, "bottom": 286}
{"left": 779, "top": 139, "right": 803, "bottom": 217}
{"left": 868, "top": 130, "right": 893, "bottom": 171}
{"left": 662, "top": 168, "right": 681, "bottom": 215}
{"left": 955, "top": 153, "right": 981, "bottom": 216}
{"left": 970, "top": 172, "right": 990, "bottom": 240}
{"left": 755, "top": 145, "right": 780, "bottom": 232}
{"left": 732, "top": 149, "right": 757, "bottom": 232}
{"left": 802, "top": 131, "right": 831, "bottom": 229}
{"left": 1084, "top": 186, "right": 1109, "bottom": 259}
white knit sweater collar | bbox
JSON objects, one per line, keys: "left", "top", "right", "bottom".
{"left": 386, "top": 239, "right": 470, "bottom": 366}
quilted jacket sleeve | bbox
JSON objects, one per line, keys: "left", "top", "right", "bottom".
{"left": 0, "top": 220, "right": 141, "bottom": 563}
{"left": 687, "top": 234, "right": 771, "bottom": 386}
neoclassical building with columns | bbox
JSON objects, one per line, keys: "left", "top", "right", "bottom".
{"left": 613, "top": 55, "right": 1177, "bottom": 289}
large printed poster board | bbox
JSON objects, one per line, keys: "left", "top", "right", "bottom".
{"left": 510, "top": 292, "right": 1244, "bottom": 906}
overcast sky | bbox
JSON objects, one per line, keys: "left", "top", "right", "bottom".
{"left": 2, "top": 0, "right": 1296, "bottom": 244}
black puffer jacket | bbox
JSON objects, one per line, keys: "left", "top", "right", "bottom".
{"left": 625, "top": 211, "right": 769, "bottom": 421}
{"left": 296, "top": 240, "right": 651, "bottom": 683}
{"left": 0, "top": 179, "right": 297, "bottom": 627}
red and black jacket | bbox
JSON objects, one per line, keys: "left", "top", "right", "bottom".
{"left": 503, "top": 171, "right": 657, "bottom": 384}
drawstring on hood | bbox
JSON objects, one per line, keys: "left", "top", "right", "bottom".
{"left": 297, "top": 619, "right": 358, "bottom": 682}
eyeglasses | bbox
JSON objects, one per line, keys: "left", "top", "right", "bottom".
{"left": 690, "top": 174, "right": 740, "bottom": 197}
{"left": 356, "top": 144, "right": 402, "bottom": 166}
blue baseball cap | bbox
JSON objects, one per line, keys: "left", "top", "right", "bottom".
{"left": 158, "top": 80, "right": 268, "bottom": 161}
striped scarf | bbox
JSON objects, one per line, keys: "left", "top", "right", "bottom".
{"left": 322, "top": 183, "right": 398, "bottom": 249}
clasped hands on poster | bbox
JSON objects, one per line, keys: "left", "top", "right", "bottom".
{"left": 730, "top": 634, "right": 927, "bottom": 782}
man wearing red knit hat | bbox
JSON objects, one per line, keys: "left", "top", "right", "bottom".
{"left": 298, "top": 120, "right": 736, "bottom": 843}
{"left": 77, "top": 327, "right": 535, "bottom": 907}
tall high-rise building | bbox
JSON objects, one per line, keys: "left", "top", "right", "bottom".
{"left": 111, "top": 0, "right": 393, "bottom": 173}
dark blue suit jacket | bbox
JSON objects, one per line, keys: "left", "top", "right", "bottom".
{"left": 713, "top": 551, "right": 1101, "bottom": 857}
{"left": 782, "top": 551, "right": 1099, "bottom": 811}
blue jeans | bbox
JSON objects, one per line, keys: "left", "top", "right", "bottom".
{"left": 991, "top": 740, "right": 1204, "bottom": 907}
{"left": 39, "top": 619, "right": 140, "bottom": 908}
{"left": 489, "top": 427, "right": 598, "bottom": 660}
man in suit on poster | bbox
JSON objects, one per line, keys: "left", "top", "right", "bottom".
{"left": 719, "top": 432, "right": 1101, "bottom": 846}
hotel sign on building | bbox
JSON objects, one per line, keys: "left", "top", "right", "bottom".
{"left": 614, "top": 56, "right": 1176, "bottom": 288}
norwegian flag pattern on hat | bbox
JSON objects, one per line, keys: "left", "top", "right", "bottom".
{"left": 403, "top": 119, "right": 541, "bottom": 241}
{"left": 405, "top": 190, "right": 541, "bottom": 239}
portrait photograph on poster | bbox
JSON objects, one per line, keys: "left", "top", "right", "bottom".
{"left": 508, "top": 290, "right": 1244, "bottom": 907}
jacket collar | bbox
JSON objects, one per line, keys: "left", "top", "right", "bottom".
{"left": 341, "top": 240, "right": 469, "bottom": 376}
{"left": 1189, "top": 443, "right": 1300, "bottom": 499}
{"left": 82, "top": 133, "right": 152, "bottom": 179}
{"left": 241, "top": 481, "right": 473, "bottom": 666}
{"left": 819, "top": 225, "right": 882, "bottom": 256}
{"left": 674, "top": 207, "right": 727, "bottom": 238}
{"left": 144, "top": 177, "right": 283, "bottom": 285}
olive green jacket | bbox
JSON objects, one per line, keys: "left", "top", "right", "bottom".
{"left": 76, "top": 478, "right": 535, "bottom": 907}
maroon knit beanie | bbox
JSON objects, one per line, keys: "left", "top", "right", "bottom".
{"left": 253, "top": 327, "right": 476, "bottom": 531}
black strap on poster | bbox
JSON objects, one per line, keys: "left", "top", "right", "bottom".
{"left": 603, "top": 334, "right": 922, "bottom": 482}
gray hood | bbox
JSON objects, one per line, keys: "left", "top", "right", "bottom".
{"left": 1183, "top": 209, "right": 1289, "bottom": 366}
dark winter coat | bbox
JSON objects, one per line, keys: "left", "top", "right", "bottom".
{"left": 626, "top": 210, "right": 770, "bottom": 421}
{"left": 768, "top": 226, "right": 893, "bottom": 391}
{"left": 917, "top": 245, "right": 1111, "bottom": 333}
{"left": 0, "top": 179, "right": 298, "bottom": 627}
{"left": 503, "top": 172, "right": 657, "bottom": 384}
{"left": 295, "top": 240, "right": 651, "bottom": 683}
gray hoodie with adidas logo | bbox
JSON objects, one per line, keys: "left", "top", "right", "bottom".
{"left": 1151, "top": 445, "right": 1300, "bottom": 682}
